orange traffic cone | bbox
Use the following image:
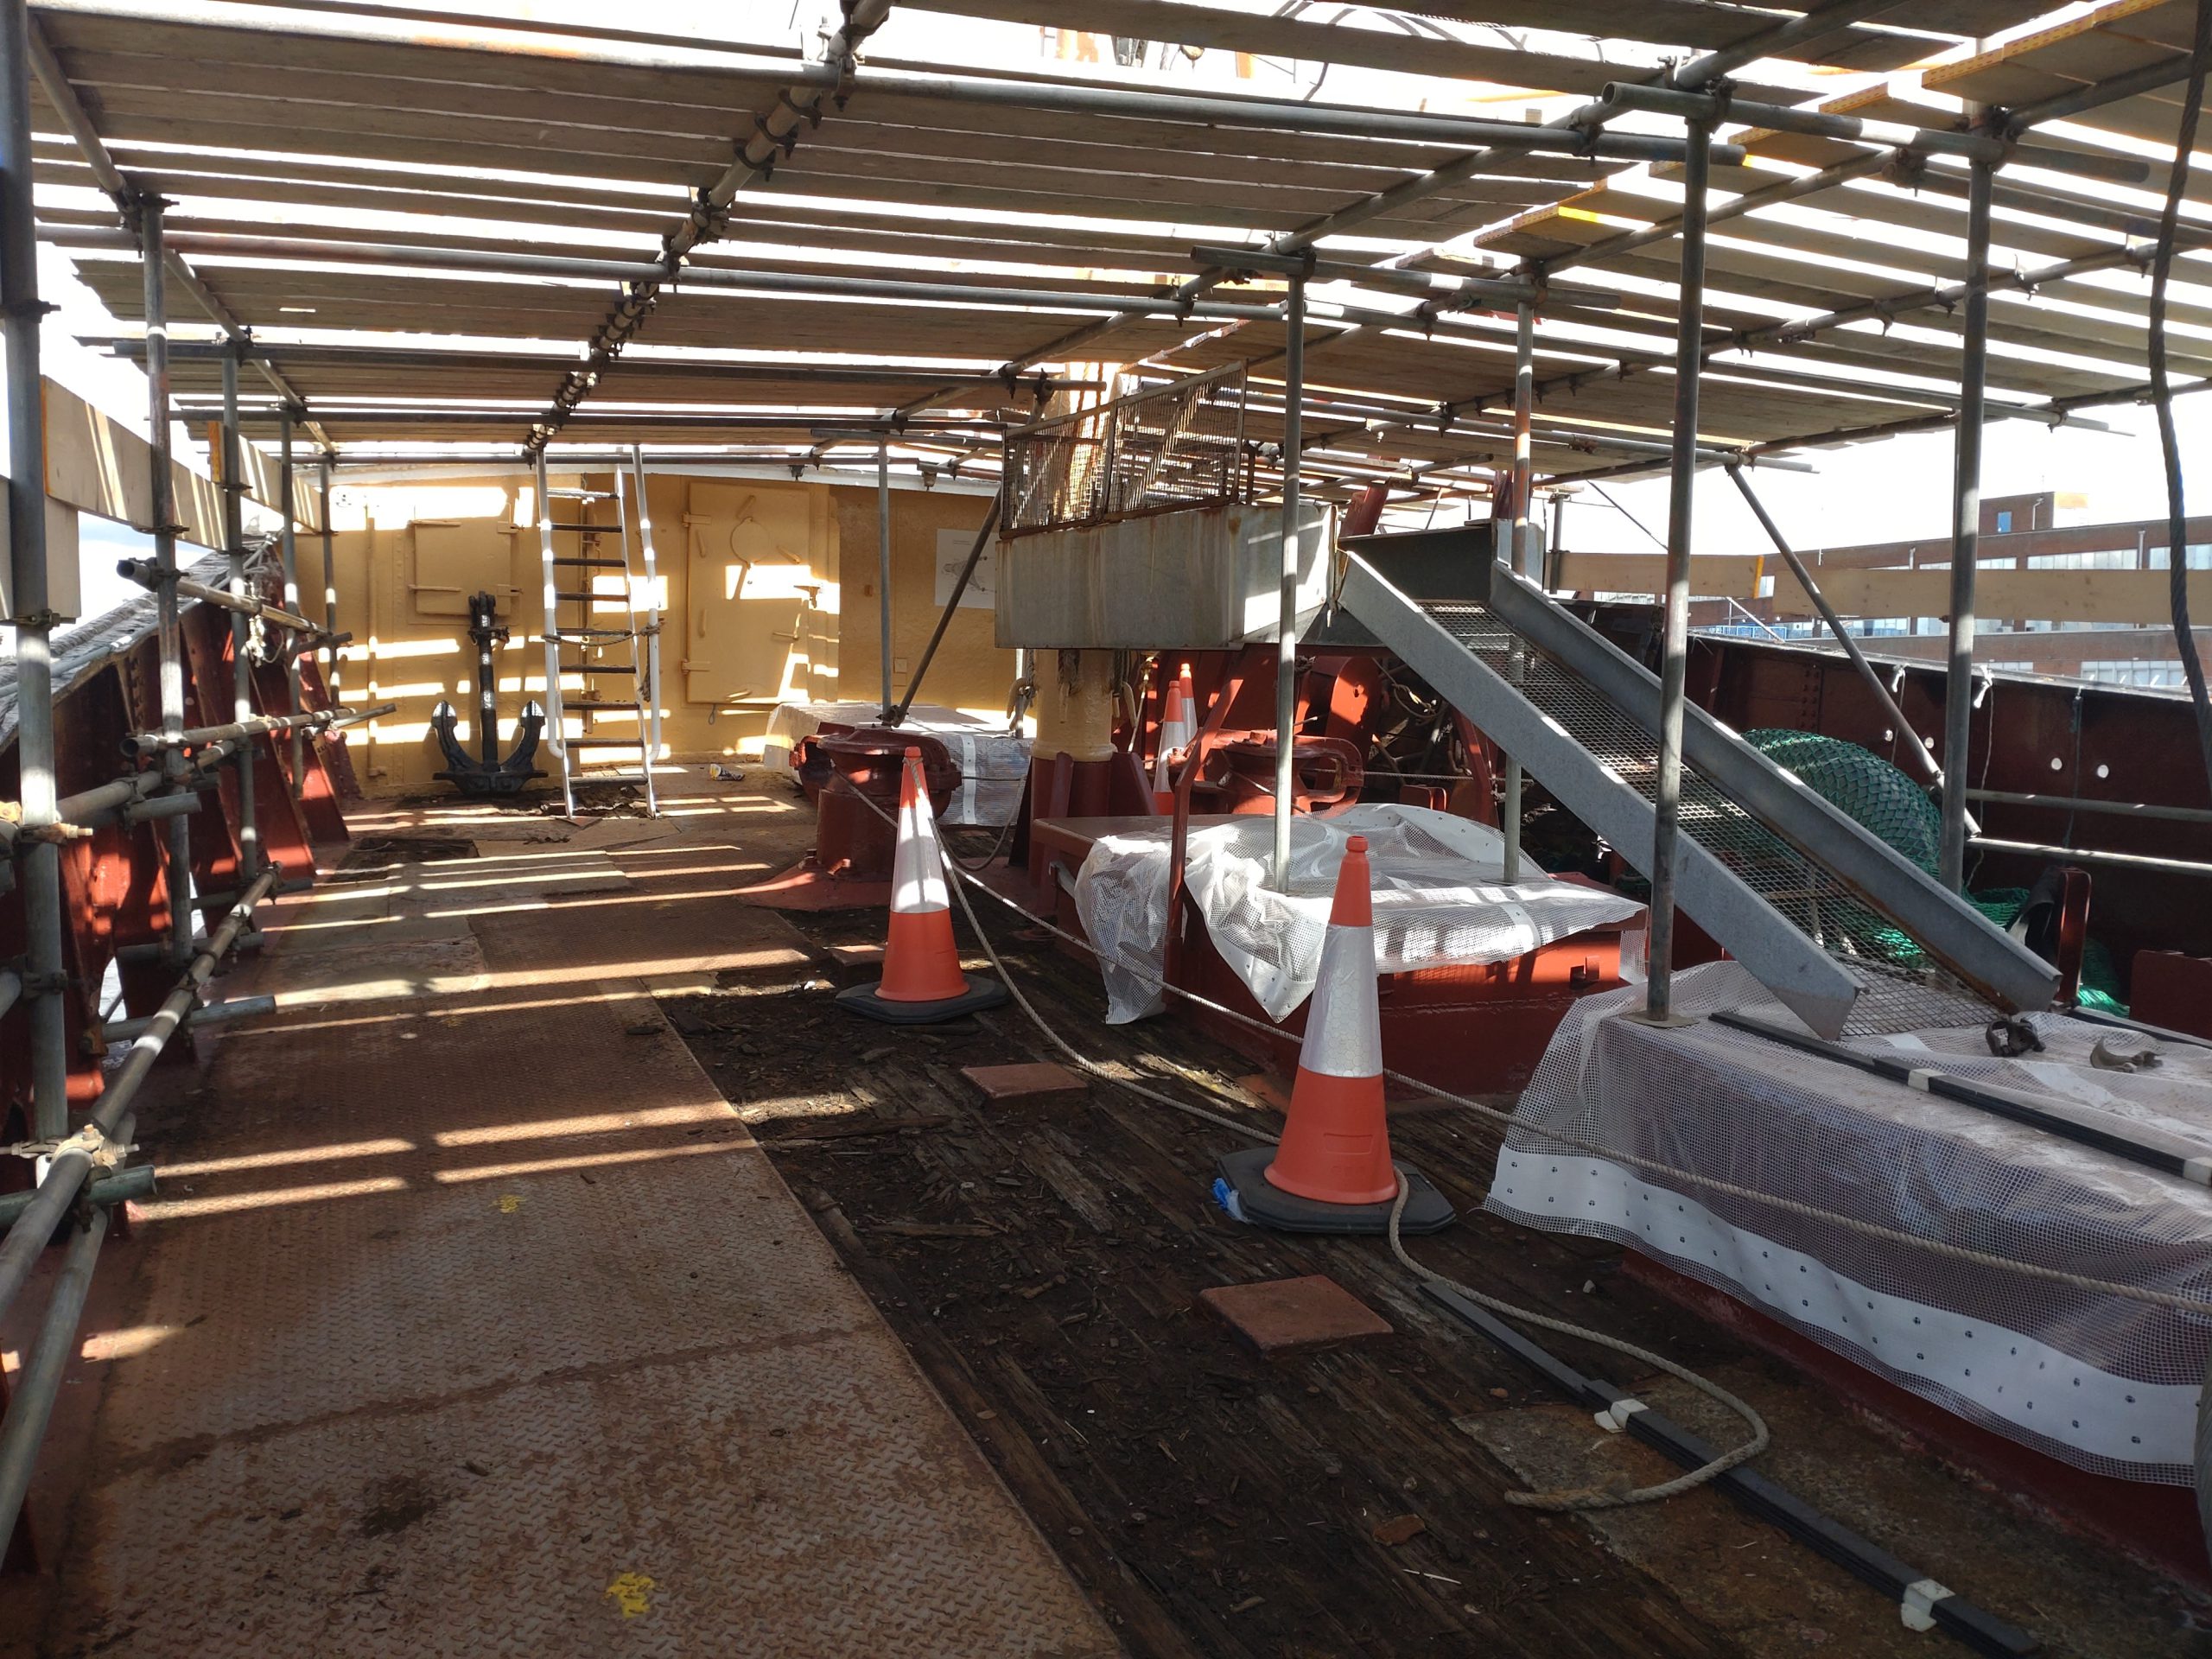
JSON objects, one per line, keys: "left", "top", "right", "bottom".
{"left": 1214, "top": 836, "right": 1455, "bottom": 1234}
{"left": 836, "top": 747, "right": 1010, "bottom": 1026}
{"left": 1153, "top": 662, "right": 1200, "bottom": 810}
{"left": 1153, "top": 672, "right": 1192, "bottom": 796}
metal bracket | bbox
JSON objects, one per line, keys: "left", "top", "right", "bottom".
{"left": 775, "top": 87, "right": 824, "bottom": 130}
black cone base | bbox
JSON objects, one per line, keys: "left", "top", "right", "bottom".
{"left": 1214, "top": 1145, "right": 1456, "bottom": 1236}
{"left": 836, "top": 976, "right": 1011, "bottom": 1027}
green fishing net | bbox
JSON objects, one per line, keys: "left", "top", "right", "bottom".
{"left": 1741, "top": 730, "right": 2126, "bottom": 1013}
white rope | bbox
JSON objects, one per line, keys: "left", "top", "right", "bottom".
{"left": 1383, "top": 1172, "right": 1769, "bottom": 1509}
{"left": 936, "top": 844, "right": 1769, "bottom": 1508}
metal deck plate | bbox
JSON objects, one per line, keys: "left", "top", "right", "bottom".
{"left": 28, "top": 793, "right": 1116, "bottom": 1659}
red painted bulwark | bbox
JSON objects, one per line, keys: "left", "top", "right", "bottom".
{"left": 2130, "top": 951, "right": 2212, "bottom": 1040}
{"left": 2, "top": 577, "right": 334, "bottom": 1147}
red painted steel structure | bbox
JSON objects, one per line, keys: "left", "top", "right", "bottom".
{"left": 1, "top": 584, "right": 352, "bottom": 1156}
{"left": 1684, "top": 631, "right": 2212, "bottom": 989}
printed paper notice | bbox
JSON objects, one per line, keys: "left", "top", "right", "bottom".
{"left": 935, "top": 527, "right": 996, "bottom": 612}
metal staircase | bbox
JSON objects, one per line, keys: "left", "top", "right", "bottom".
{"left": 1338, "top": 528, "right": 2056, "bottom": 1039}
{"left": 533, "top": 450, "right": 663, "bottom": 818}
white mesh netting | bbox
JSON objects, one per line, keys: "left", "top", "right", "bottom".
{"left": 1072, "top": 804, "right": 1643, "bottom": 1024}
{"left": 1490, "top": 960, "right": 2212, "bottom": 1484}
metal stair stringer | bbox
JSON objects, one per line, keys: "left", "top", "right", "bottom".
{"left": 1340, "top": 532, "right": 2061, "bottom": 1037}
{"left": 1341, "top": 550, "right": 1861, "bottom": 1037}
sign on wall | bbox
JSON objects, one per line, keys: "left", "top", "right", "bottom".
{"left": 935, "top": 528, "right": 996, "bottom": 611}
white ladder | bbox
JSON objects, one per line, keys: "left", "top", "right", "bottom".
{"left": 534, "top": 453, "right": 661, "bottom": 817}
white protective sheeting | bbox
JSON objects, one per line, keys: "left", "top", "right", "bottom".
{"left": 760, "top": 700, "right": 1032, "bottom": 826}
{"left": 1071, "top": 804, "right": 1643, "bottom": 1024}
{"left": 1489, "top": 960, "right": 2212, "bottom": 1484}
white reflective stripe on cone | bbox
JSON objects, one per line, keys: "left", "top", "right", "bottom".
{"left": 893, "top": 778, "right": 951, "bottom": 913}
{"left": 1298, "top": 920, "right": 1382, "bottom": 1079}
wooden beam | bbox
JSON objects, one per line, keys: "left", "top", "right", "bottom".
{"left": 38, "top": 378, "right": 313, "bottom": 544}
{"left": 1554, "top": 551, "right": 1769, "bottom": 596}
{"left": 1799, "top": 566, "right": 2212, "bottom": 626}
{"left": 1827, "top": 625, "right": 2212, "bottom": 664}
{"left": 1557, "top": 551, "right": 2212, "bottom": 626}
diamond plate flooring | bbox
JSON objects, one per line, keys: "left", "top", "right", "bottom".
{"left": 8, "top": 773, "right": 1117, "bottom": 1658}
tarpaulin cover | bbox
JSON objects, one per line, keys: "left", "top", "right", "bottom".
{"left": 1490, "top": 960, "right": 2212, "bottom": 1484}
{"left": 1072, "top": 804, "right": 1643, "bottom": 1024}
{"left": 761, "top": 700, "right": 1032, "bottom": 826}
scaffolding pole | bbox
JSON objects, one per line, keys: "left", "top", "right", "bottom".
{"left": 1942, "top": 160, "right": 1995, "bottom": 892}
{"left": 141, "top": 194, "right": 194, "bottom": 965}
{"left": 319, "top": 456, "right": 338, "bottom": 706}
{"left": 219, "top": 346, "right": 258, "bottom": 878}
{"left": 533, "top": 452, "right": 573, "bottom": 818}
{"left": 0, "top": 863, "right": 277, "bottom": 1565}
{"left": 1724, "top": 464, "right": 1948, "bottom": 790}
{"left": 627, "top": 447, "right": 664, "bottom": 791}
{"left": 874, "top": 440, "right": 893, "bottom": 719}
{"left": 1273, "top": 271, "right": 1307, "bottom": 890}
{"left": 2, "top": 0, "right": 68, "bottom": 1139}
{"left": 278, "top": 409, "right": 303, "bottom": 798}
{"left": 1644, "top": 118, "right": 1714, "bottom": 1025}
{"left": 1503, "top": 301, "right": 1534, "bottom": 885}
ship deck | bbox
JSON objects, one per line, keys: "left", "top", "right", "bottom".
{"left": 1, "top": 771, "right": 2197, "bottom": 1658}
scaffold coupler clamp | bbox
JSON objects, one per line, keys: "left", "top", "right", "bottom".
{"left": 775, "top": 87, "right": 823, "bottom": 133}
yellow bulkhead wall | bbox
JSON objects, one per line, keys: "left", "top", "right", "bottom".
{"left": 319, "top": 470, "right": 1008, "bottom": 795}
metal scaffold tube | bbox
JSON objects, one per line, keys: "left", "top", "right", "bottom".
{"left": 115, "top": 557, "right": 323, "bottom": 635}
{"left": 1643, "top": 118, "right": 1714, "bottom": 1025}
{"left": 0, "top": 864, "right": 279, "bottom": 1329}
{"left": 877, "top": 440, "right": 894, "bottom": 721}
{"left": 1273, "top": 270, "right": 1307, "bottom": 891}
{"left": 220, "top": 346, "right": 258, "bottom": 879}
{"left": 1725, "top": 464, "right": 1950, "bottom": 793}
{"left": 1503, "top": 301, "right": 1534, "bottom": 885}
{"left": 627, "top": 445, "right": 664, "bottom": 798}
{"left": 1942, "top": 160, "right": 1995, "bottom": 892}
{"left": 125, "top": 702, "right": 393, "bottom": 757}
{"left": 533, "top": 452, "right": 572, "bottom": 818}
{"left": 319, "top": 456, "right": 339, "bottom": 706}
{"left": 278, "top": 410, "right": 303, "bottom": 797}
{"left": 142, "top": 194, "right": 194, "bottom": 967}
{"left": 892, "top": 497, "right": 1001, "bottom": 728}
{"left": 0, "top": 1205, "right": 109, "bottom": 1562}
{"left": 2, "top": 0, "right": 69, "bottom": 1140}
{"left": 0, "top": 860, "right": 277, "bottom": 1561}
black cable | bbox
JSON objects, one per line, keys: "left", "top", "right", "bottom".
{"left": 2149, "top": 0, "right": 2212, "bottom": 797}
